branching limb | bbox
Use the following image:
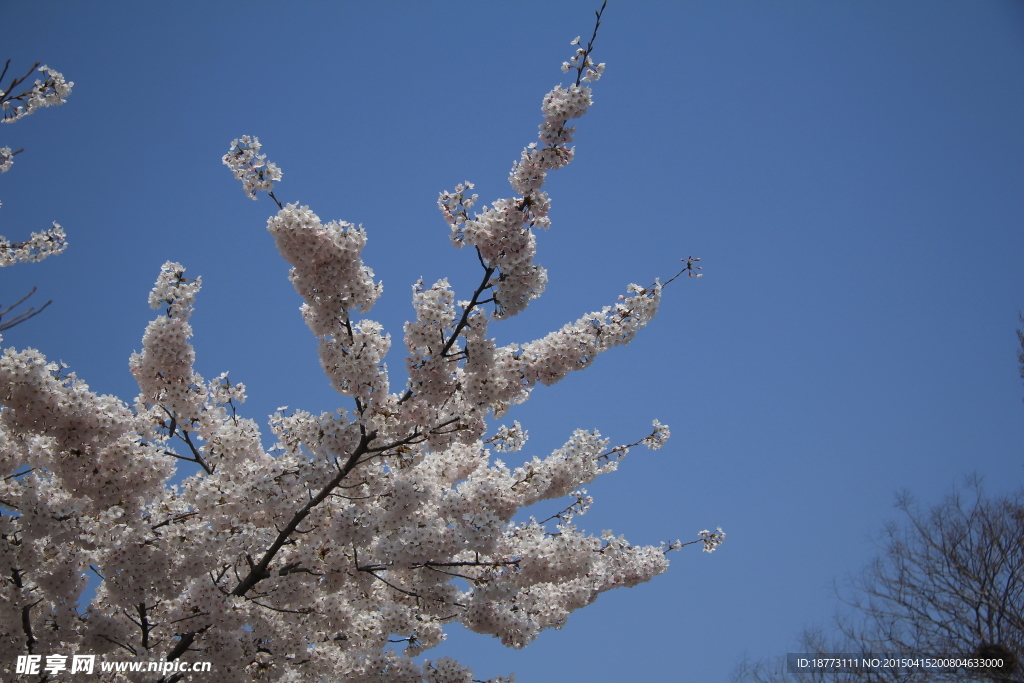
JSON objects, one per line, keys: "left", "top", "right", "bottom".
{"left": 358, "top": 566, "right": 466, "bottom": 608}
{"left": 164, "top": 624, "right": 210, "bottom": 662}
{"left": 150, "top": 511, "right": 199, "bottom": 532}
{"left": 229, "top": 428, "right": 378, "bottom": 597}
{"left": 0, "top": 287, "right": 53, "bottom": 332}
{"left": 661, "top": 255, "right": 703, "bottom": 287}
{"left": 572, "top": 0, "right": 608, "bottom": 87}
{"left": 400, "top": 252, "right": 495, "bottom": 404}
{"left": 159, "top": 412, "right": 214, "bottom": 473}
{"left": 3, "top": 467, "right": 33, "bottom": 481}
{"left": 0, "top": 60, "right": 41, "bottom": 113}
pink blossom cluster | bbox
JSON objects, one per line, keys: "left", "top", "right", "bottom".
{"left": 699, "top": 527, "right": 727, "bottom": 553}
{"left": 0, "top": 223, "right": 67, "bottom": 267}
{"left": 0, "top": 65, "right": 73, "bottom": 123}
{"left": 0, "top": 64, "right": 71, "bottom": 266}
{"left": 0, "top": 31, "right": 719, "bottom": 683}
{"left": 222, "top": 135, "right": 282, "bottom": 200}
{"left": 0, "top": 147, "right": 13, "bottom": 173}
{"left": 436, "top": 38, "right": 603, "bottom": 321}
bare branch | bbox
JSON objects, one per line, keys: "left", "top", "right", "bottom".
{"left": 0, "top": 287, "right": 53, "bottom": 332}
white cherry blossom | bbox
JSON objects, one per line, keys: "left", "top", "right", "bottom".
{"left": 0, "top": 10, "right": 722, "bottom": 682}
{"left": 1, "top": 63, "right": 71, "bottom": 270}
{"left": 0, "top": 223, "right": 66, "bottom": 267}
{"left": 0, "top": 64, "right": 73, "bottom": 123}
{"left": 0, "top": 146, "right": 13, "bottom": 173}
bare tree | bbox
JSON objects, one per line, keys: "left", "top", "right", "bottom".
{"left": 733, "top": 480, "right": 1024, "bottom": 683}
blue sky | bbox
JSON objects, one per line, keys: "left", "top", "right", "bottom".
{"left": 3, "top": 1, "right": 1023, "bottom": 681}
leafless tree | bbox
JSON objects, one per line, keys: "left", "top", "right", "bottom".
{"left": 733, "top": 480, "right": 1024, "bottom": 683}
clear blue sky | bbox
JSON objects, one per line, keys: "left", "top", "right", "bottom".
{"left": 3, "top": 1, "right": 1023, "bottom": 681}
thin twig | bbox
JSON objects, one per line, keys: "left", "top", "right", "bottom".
{"left": 0, "top": 288, "right": 53, "bottom": 332}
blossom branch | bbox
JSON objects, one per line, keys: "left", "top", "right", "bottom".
{"left": 662, "top": 527, "right": 726, "bottom": 554}
{"left": 3, "top": 467, "right": 33, "bottom": 481}
{"left": 0, "top": 61, "right": 40, "bottom": 114}
{"left": 662, "top": 255, "right": 703, "bottom": 286}
{"left": 0, "top": 224, "right": 68, "bottom": 267}
{"left": 358, "top": 567, "right": 466, "bottom": 608}
{"left": 98, "top": 633, "right": 137, "bottom": 656}
{"left": 164, "top": 624, "right": 210, "bottom": 662}
{"left": 439, "top": 253, "right": 496, "bottom": 361}
{"left": 230, "top": 428, "right": 378, "bottom": 597}
{"left": 0, "top": 146, "right": 23, "bottom": 173}
{"left": 538, "top": 490, "right": 592, "bottom": 525}
{"left": 0, "top": 8, "right": 724, "bottom": 681}
{"left": 569, "top": 0, "right": 608, "bottom": 87}
{"left": 150, "top": 511, "right": 199, "bottom": 532}
{"left": 1, "top": 62, "right": 72, "bottom": 123}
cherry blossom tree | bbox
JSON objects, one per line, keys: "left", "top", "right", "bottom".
{"left": 0, "top": 59, "right": 72, "bottom": 330}
{"left": 0, "top": 7, "right": 721, "bottom": 681}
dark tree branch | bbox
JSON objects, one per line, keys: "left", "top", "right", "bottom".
{"left": 0, "top": 287, "right": 53, "bottom": 332}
